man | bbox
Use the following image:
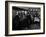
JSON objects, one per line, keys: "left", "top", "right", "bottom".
{"left": 12, "top": 14, "right": 20, "bottom": 30}
{"left": 26, "top": 11, "right": 33, "bottom": 29}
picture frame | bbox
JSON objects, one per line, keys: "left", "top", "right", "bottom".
{"left": 5, "top": 1, "right": 45, "bottom": 36}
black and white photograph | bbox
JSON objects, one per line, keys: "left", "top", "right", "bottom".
{"left": 5, "top": 1, "right": 45, "bottom": 36}
{"left": 12, "top": 7, "right": 40, "bottom": 30}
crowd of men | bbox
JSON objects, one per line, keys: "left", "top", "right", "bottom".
{"left": 12, "top": 10, "right": 40, "bottom": 30}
